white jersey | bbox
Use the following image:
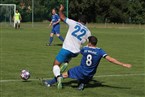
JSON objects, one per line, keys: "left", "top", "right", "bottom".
{"left": 63, "top": 18, "right": 91, "bottom": 53}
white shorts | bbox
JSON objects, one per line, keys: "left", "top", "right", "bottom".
{"left": 14, "top": 20, "right": 20, "bottom": 24}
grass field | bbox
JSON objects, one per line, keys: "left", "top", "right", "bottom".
{"left": 0, "top": 23, "right": 145, "bottom": 97}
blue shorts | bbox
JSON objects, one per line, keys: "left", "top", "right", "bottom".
{"left": 56, "top": 48, "right": 79, "bottom": 63}
{"left": 51, "top": 24, "right": 60, "bottom": 34}
{"left": 68, "top": 66, "right": 93, "bottom": 82}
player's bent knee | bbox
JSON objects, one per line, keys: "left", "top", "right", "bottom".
{"left": 53, "top": 59, "right": 61, "bottom": 66}
{"left": 50, "top": 33, "right": 54, "bottom": 37}
{"left": 62, "top": 72, "right": 68, "bottom": 78}
{"left": 56, "top": 34, "right": 60, "bottom": 37}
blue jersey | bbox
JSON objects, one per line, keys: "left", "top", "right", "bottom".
{"left": 80, "top": 46, "right": 107, "bottom": 76}
{"left": 51, "top": 14, "right": 60, "bottom": 26}
{"left": 68, "top": 46, "right": 107, "bottom": 80}
{"left": 51, "top": 14, "right": 60, "bottom": 33}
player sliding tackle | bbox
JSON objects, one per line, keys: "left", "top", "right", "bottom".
{"left": 47, "top": 4, "right": 91, "bottom": 89}
{"left": 43, "top": 36, "right": 132, "bottom": 90}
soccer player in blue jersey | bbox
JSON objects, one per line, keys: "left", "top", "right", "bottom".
{"left": 43, "top": 36, "right": 132, "bottom": 90}
{"left": 47, "top": 8, "right": 64, "bottom": 46}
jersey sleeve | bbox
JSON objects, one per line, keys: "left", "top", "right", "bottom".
{"left": 100, "top": 49, "right": 107, "bottom": 58}
{"left": 64, "top": 18, "right": 76, "bottom": 26}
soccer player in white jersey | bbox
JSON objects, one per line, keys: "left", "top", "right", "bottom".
{"left": 52, "top": 5, "right": 91, "bottom": 89}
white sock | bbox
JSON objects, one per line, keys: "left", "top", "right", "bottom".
{"left": 53, "top": 65, "right": 60, "bottom": 77}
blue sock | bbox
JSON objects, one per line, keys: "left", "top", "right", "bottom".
{"left": 49, "top": 37, "right": 53, "bottom": 45}
{"left": 46, "top": 77, "right": 57, "bottom": 85}
{"left": 58, "top": 36, "right": 64, "bottom": 42}
{"left": 46, "top": 74, "right": 63, "bottom": 85}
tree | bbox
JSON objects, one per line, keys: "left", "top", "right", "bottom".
{"left": 69, "top": 0, "right": 97, "bottom": 22}
{"left": 128, "top": 0, "right": 145, "bottom": 24}
{"left": 107, "top": 0, "right": 128, "bottom": 23}
{"left": 0, "top": 0, "right": 145, "bottom": 24}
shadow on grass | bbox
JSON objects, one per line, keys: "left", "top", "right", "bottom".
{"left": 46, "top": 43, "right": 63, "bottom": 46}
{"left": 63, "top": 79, "right": 131, "bottom": 89}
{"left": 53, "top": 44, "right": 63, "bottom": 46}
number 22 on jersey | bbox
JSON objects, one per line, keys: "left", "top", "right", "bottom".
{"left": 72, "top": 25, "right": 87, "bottom": 41}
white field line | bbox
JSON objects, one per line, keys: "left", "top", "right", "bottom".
{"left": 0, "top": 73, "right": 145, "bottom": 83}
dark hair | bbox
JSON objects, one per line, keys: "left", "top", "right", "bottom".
{"left": 88, "top": 36, "right": 98, "bottom": 46}
{"left": 52, "top": 8, "right": 56, "bottom": 11}
{"left": 79, "top": 16, "right": 87, "bottom": 24}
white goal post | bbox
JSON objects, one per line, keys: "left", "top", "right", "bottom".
{"left": 0, "top": 4, "right": 16, "bottom": 27}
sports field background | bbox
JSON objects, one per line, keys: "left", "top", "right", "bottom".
{"left": 0, "top": 22, "right": 144, "bottom": 97}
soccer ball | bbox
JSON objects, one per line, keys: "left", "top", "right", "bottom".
{"left": 20, "top": 70, "right": 30, "bottom": 80}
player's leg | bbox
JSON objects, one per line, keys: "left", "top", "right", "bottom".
{"left": 51, "top": 61, "right": 63, "bottom": 89}
{"left": 56, "top": 34, "right": 64, "bottom": 42}
{"left": 60, "top": 53, "right": 79, "bottom": 73}
{"left": 60, "top": 62, "right": 68, "bottom": 73}
{"left": 62, "top": 71, "right": 69, "bottom": 78}
{"left": 59, "top": 67, "right": 84, "bottom": 89}
{"left": 18, "top": 20, "right": 21, "bottom": 29}
{"left": 14, "top": 20, "right": 17, "bottom": 29}
{"left": 44, "top": 65, "right": 82, "bottom": 89}
{"left": 57, "top": 71, "right": 68, "bottom": 89}
{"left": 53, "top": 48, "right": 71, "bottom": 77}
{"left": 68, "top": 66, "right": 89, "bottom": 90}
{"left": 77, "top": 77, "right": 92, "bottom": 90}
{"left": 53, "top": 61, "right": 64, "bottom": 89}
{"left": 42, "top": 72, "right": 68, "bottom": 87}
{"left": 77, "top": 81, "right": 85, "bottom": 91}
{"left": 55, "top": 24, "right": 64, "bottom": 42}
{"left": 48, "top": 32, "right": 54, "bottom": 46}
{"left": 53, "top": 60, "right": 61, "bottom": 77}
{"left": 15, "top": 23, "right": 17, "bottom": 29}
{"left": 53, "top": 49, "right": 74, "bottom": 89}
{"left": 60, "top": 67, "right": 85, "bottom": 90}
{"left": 42, "top": 77, "right": 57, "bottom": 87}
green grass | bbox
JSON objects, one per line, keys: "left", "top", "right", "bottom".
{"left": 0, "top": 23, "right": 144, "bottom": 97}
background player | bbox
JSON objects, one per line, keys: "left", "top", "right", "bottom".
{"left": 43, "top": 36, "right": 132, "bottom": 90}
{"left": 13, "top": 9, "right": 22, "bottom": 29}
{"left": 51, "top": 4, "right": 91, "bottom": 89}
{"left": 47, "top": 8, "right": 64, "bottom": 46}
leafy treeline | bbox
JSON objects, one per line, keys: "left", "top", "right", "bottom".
{"left": 1, "top": 0, "right": 145, "bottom": 24}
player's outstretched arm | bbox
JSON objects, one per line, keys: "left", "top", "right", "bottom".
{"left": 105, "top": 56, "right": 132, "bottom": 68}
{"left": 49, "top": 21, "right": 53, "bottom": 27}
{"left": 59, "top": 4, "right": 66, "bottom": 21}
